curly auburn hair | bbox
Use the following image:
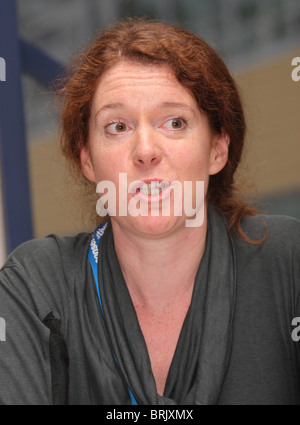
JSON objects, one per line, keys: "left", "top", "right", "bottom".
{"left": 58, "top": 17, "right": 265, "bottom": 243}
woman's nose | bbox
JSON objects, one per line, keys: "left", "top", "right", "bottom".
{"left": 132, "top": 126, "right": 163, "bottom": 168}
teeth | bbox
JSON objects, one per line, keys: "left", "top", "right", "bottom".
{"left": 139, "top": 182, "right": 165, "bottom": 195}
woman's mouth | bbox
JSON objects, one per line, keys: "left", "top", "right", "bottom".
{"left": 137, "top": 181, "right": 167, "bottom": 196}
{"left": 134, "top": 180, "right": 171, "bottom": 202}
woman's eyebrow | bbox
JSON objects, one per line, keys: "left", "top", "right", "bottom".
{"left": 95, "top": 101, "right": 196, "bottom": 119}
{"left": 157, "top": 102, "right": 196, "bottom": 115}
{"left": 95, "top": 102, "right": 126, "bottom": 119}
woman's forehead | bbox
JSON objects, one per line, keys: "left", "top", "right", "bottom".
{"left": 95, "top": 61, "right": 177, "bottom": 92}
{"left": 91, "top": 61, "right": 198, "bottom": 116}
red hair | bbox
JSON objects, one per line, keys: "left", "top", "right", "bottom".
{"left": 58, "top": 18, "right": 265, "bottom": 242}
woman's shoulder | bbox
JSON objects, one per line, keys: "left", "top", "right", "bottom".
{"left": 232, "top": 214, "right": 300, "bottom": 295}
{"left": 237, "top": 213, "right": 300, "bottom": 250}
{"left": 0, "top": 231, "right": 93, "bottom": 323}
{"left": 0, "top": 232, "right": 92, "bottom": 301}
{"left": 2, "top": 231, "right": 92, "bottom": 271}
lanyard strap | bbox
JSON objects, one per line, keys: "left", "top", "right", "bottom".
{"left": 88, "top": 222, "right": 138, "bottom": 406}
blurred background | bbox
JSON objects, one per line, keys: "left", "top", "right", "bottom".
{"left": 0, "top": 0, "right": 299, "bottom": 264}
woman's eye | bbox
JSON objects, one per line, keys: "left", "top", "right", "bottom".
{"left": 106, "top": 122, "right": 128, "bottom": 134}
{"left": 164, "top": 118, "right": 186, "bottom": 130}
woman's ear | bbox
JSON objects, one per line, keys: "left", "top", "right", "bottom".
{"left": 80, "top": 145, "right": 96, "bottom": 182}
{"left": 209, "top": 132, "right": 230, "bottom": 176}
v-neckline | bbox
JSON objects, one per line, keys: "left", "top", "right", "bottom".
{"left": 95, "top": 205, "right": 236, "bottom": 404}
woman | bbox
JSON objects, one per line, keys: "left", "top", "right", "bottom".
{"left": 0, "top": 18, "right": 299, "bottom": 405}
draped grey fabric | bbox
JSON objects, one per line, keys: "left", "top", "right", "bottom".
{"left": 97, "top": 205, "right": 236, "bottom": 404}
{"left": 1, "top": 206, "right": 299, "bottom": 404}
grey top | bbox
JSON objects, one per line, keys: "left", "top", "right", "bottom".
{"left": 0, "top": 210, "right": 299, "bottom": 405}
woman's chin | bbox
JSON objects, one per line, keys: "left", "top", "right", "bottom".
{"left": 118, "top": 214, "right": 184, "bottom": 238}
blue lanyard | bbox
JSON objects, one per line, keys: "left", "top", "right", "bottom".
{"left": 88, "top": 222, "right": 138, "bottom": 406}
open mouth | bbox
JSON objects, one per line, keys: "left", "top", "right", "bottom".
{"left": 137, "top": 181, "right": 168, "bottom": 196}
{"left": 130, "top": 179, "right": 171, "bottom": 203}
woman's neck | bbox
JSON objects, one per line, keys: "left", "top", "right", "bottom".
{"left": 111, "top": 217, "right": 207, "bottom": 311}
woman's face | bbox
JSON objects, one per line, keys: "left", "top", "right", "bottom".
{"left": 81, "top": 61, "right": 228, "bottom": 237}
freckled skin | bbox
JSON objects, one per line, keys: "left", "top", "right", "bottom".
{"left": 80, "top": 61, "right": 229, "bottom": 395}
{"left": 81, "top": 61, "right": 228, "bottom": 238}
